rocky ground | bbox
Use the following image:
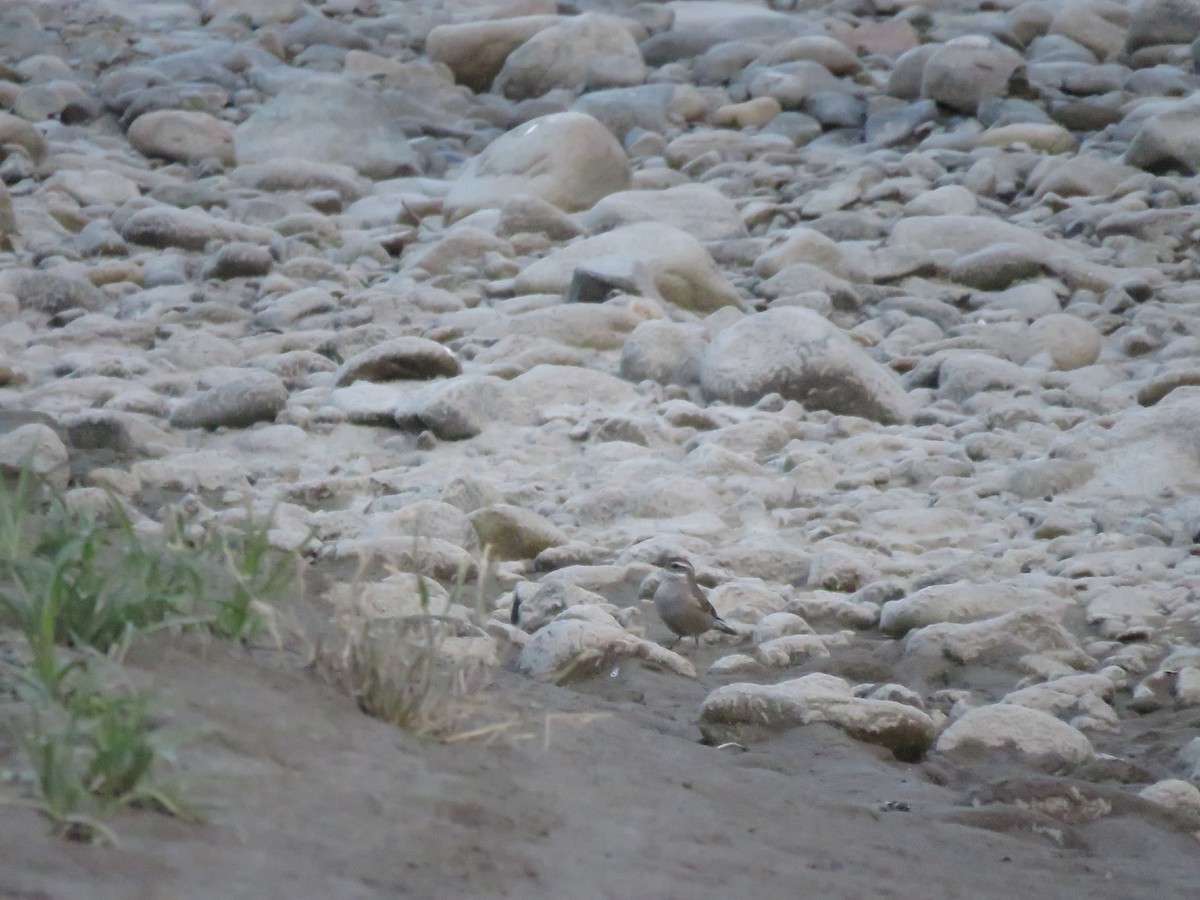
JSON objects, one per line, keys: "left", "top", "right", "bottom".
{"left": 4, "top": 0, "right": 1200, "bottom": 896}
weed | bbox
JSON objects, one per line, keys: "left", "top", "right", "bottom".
{"left": 0, "top": 469, "right": 295, "bottom": 842}
{"left": 319, "top": 552, "right": 496, "bottom": 739}
{"left": 6, "top": 677, "right": 196, "bottom": 844}
{"left": 0, "top": 476, "right": 297, "bottom": 655}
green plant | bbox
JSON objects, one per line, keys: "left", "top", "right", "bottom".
{"left": 0, "top": 475, "right": 297, "bottom": 655}
{"left": 0, "top": 469, "right": 296, "bottom": 842}
{"left": 7, "top": 677, "right": 195, "bottom": 844}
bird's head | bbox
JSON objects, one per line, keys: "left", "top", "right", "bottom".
{"left": 662, "top": 556, "right": 695, "bottom": 578}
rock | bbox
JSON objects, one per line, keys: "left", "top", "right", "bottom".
{"left": 712, "top": 96, "right": 782, "bottom": 128}
{"left": 230, "top": 159, "right": 370, "bottom": 204}
{"left": 1085, "top": 387, "right": 1200, "bottom": 497}
{"left": 514, "top": 222, "right": 740, "bottom": 314}
{"left": 204, "top": 242, "right": 273, "bottom": 280}
{"left": 334, "top": 338, "right": 461, "bottom": 387}
{"left": 921, "top": 37, "right": 1027, "bottom": 115}
{"left": 517, "top": 608, "right": 695, "bottom": 679}
{"left": 201, "top": 0, "right": 304, "bottom": 24}
{"left": 904, "top": 608, "right": 1092, "bottom": 668}
{"left": 444, "top": 112, "right": 630, "bottom": 223}
{"left": 751, "top": 612, "right": 815, "bottom": 644}
{"left": 127, "top": 110, "right": 234, "bottom": 165}
{"left": 881, "top": 582, "right": 1072, "bottom": 637}
{"left": 1127, "top": 0, "right": 1200, "bottom": 53}
{"left": 755, "top": 634, "right": 831, "bottom": 667}
{"left": 753, "top": 226, "right": 855, "bottom": 280}
{"left": 234, "top": 76, "right": 420, "bottom": 179}
{"left": 11, "top": 270, "right": 106, "bottom": 314}
{"left": 330, "top": 535, "right": 478, "bottom": 584}
{"left": 1138, "top": 779, "right": 1200, "bottom": 812}
{"left": 888, "top": 215, "right": 1151, "bottom": 292}
{"left": 1001, "top": 674, "right": 1119, "bottom": 732}
{"left": 496, "top": 194, "right": 582, "bottom": 241}
{"left": 699, "top": 307, "right": 915, "bottom": 424}
{"left": 395, "top": 374, "right": 515, "bottom": 440}
{"left": 0, "top": 182, "right": 13, "bottom": 248}
{"left": 575, "top": 183, "right": 747, "bottom": 243}
{"left": 574, "top": 83, "right": 708, "bottom": 141}
{"left": 1048, "top": 6, "right": 1125, "bottom": 59}
{"left": 426, "top": 15, "right": 560, "bottom": 92}
{"left": 620, "top": 319, "right": 706, "bottom": 387}
{"left": 0, "top": 423, "right": 69, "bottom": 490}
{"left": 495, "top": 13, "right": 646, "bottom": 99}
{"left": 169, "top": 372, "right": 288, "bottom": 430}
{"left": 977, "top": 122, "right": 1076, "bottom": 154}
{"left": 120, "top": 205, "right": 273, "bottom": 251}
{"left": 935, "top": 704, "right": 1095, "bottom": 772}
{"left": 469, "top": 504, "right": 568, "bottom": 560}
{"left": 698, "top": 673, "right": 936, "bottom": 760}
{"left": 1125, "top": 96, "right": 1200, "bottom": 174}
{"left": 1026, "top": 314, "right": 1102, "bottom": 370}
{"left": 0, "top": 113, "right": 48, "bottom": 163}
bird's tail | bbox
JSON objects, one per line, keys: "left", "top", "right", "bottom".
{"left": 713, "top": 617, "right": 738, "bottom": 636}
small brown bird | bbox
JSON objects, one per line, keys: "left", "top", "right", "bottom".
{"left": 653, "top": 556, "right": 738, "bottom": 650}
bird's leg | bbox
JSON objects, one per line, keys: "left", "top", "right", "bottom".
{"left": 667, "top": 635, "right": 681, "bottom": 651}
{"left": 694, "top": 636, "right": 701, "bottom": 650}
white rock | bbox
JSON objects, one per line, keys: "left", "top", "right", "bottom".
{"left": 517, "top": 608, "right": 695, "bottom": 679}
{"left": 699, "top": 673, "right": 936, "bottom": 758}
{"left": 881, "top": 582, "right": 1072, "bottom": 636}
{"left": 935, "top": 704, "right": 1094, "bottom": 771}
{"left": 1139, "top": 779, "right": 1200, "bottom": 813}
{"left": 514, "top": 222, "right": 740, "bottom": 313}
{"left": 903, "top": 607, "right": 1092, "bottom": 668}
{"left": 699, "top": 307, "right": 914, "bottom": 423}
{"left": 444, "top": 112, "right": 630, "bottom": 222}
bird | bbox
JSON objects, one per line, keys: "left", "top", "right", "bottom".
{"left": 652, "top": 556, "right": 738, "bottom": 651}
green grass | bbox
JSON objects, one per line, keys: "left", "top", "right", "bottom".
{"left": 0, "top": 469, "right": 296, "bottom": 842}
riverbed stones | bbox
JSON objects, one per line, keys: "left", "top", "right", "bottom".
{"left": 168, "top": 371, "right": 288, "bottom": 430}
{"left": 699, "top": 307, "right": 915, "bottom": 423}
{"left": 698, "top": 673, "right": 936, "bottom": 759}
{"left": 935, "top": 704, "right": 1095, "bottom": 772}
{"left": 127, "top": 110, "right": 234, "bottom": 166}
{"left": 8, "top": 0, "right": 1200, "bottom": 852}
{"left": 425, "top": 15, "right": 560, "bottom": 92}
{"left": 514, "top": 222, "right": 740, "bottom": 313}
{"left": 443, "top": 112, "right": 630, "bottom": 223}
{"left": 494, "top": 13, "right": 646, "bottom": 100}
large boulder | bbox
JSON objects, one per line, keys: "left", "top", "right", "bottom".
{"left": 699, "top": 673, "right": 936, "bottom": 760}
{"left": 443, "top": 112, "right": 630, "bottom": 223}
{"left": 921, "top": 36, "right": 1026, "bottom": 115}
{"left": 935, "top": 704, "right": 1095, "bottom": 772}
{"left": 1125, "top": 95, "right": 1200, "bottom": 174}
{"left": 426, "top": 15, "right": 560, "bottom": 92}
{"left": 699, "top": 307, "right": 914, "bottom": 423}
{"left": 494, "top": 13, "right": 646, "bottom": 100}
{"left": 514, "top": 222, "right": 740, "bottom": 313}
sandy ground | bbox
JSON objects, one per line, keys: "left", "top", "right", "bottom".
{"left": 3, "top": 577, "right": 1200, "bottom": 900}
